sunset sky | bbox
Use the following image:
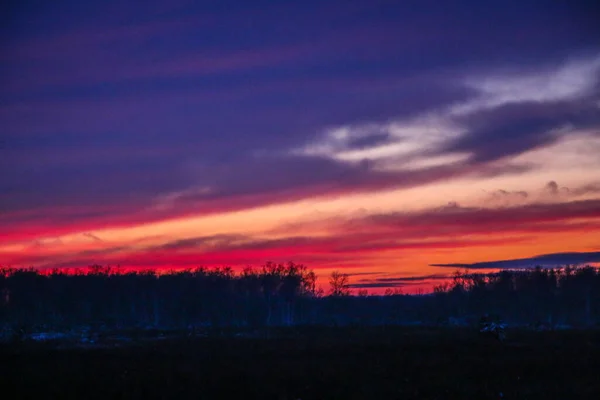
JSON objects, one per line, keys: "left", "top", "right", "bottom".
{"left": 1, "top": 0, "right": 600, "bottom": 293}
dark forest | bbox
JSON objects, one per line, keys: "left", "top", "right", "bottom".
{"left": 2, "top": 262, "right": 599, "bottom": 336}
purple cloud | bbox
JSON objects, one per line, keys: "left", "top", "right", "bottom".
{"left": 431, "top": 251, "right": 600, "bottom": 269}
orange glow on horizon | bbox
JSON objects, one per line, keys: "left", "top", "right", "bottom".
{"left": 2, "top": 174, "right": 599, "bottom": 294}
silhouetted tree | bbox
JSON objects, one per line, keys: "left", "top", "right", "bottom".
{"left": 328, "top": 271, "right": 351, "bottom": 297}
{"left": 0, "top": 263, "right": 598, "bottom": 332}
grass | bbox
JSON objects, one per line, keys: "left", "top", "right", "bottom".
{"left": 1, "top": 326, "right": 599, "bottom": 399}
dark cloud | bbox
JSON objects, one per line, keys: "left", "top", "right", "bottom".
{"left": 355, "top": 198, "right": 600, "bottom": 237}
{"left": 431, "top": 251, "right": 600, "bottom": 269}
{"left": 495, "top": 190, "right": 528, "bottom": 198}
{"left": 570, "top": 182, "right": 600, "bottom": 196}
{"left": 350, "top": 274, "right": 451, "bottom": 288}
{"left": 169, "top": 155, "right": 533, "bottom": 217}
{"left": 545, "top": 181, "right": 560, "bottom": 195}
{"left": 82, "top": 232, "right": 103, "bottom": 242}
{"left": 155, "top": 234, "right": 247, "bottom": 251}
{"left": 485, "top": 189, "right": 529, "bottom": 205}
{"left": 482, "top": 181, "right": 600, "bottom": 205}
{"left": 371, "top": 274, "right": 450, "bottom": 283}
{"left": 149, "top": 233, "right": 492, "bottom": 256}
{"left": 445, "top": 98, "right": 600, "bottom": 163}
{"left": 346, "top": 271, "right": 385, "bottom": 277}
{"left": 349, "top": 282, "right": 405, "bottom": 289}
{"left": 346, "top": 132, "right": 392, "bottom": 150}
{"left": 78, "top": 245, "right": 131, "bottom": 258}
{"left": 269, "top": 192, "right": 600, "bottom": 249}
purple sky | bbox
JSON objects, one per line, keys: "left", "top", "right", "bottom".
{"left": 1, "top": 0, "right": 600, "bottom": 291}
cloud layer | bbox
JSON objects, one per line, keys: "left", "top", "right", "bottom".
{"left": 432, "top": 252, "right": 600, "bottom": 270}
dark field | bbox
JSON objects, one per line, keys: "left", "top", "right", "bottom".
{"left": 2, "top": 327, "right": 599, "bottom": 399}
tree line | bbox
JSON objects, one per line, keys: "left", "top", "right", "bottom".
{"left": 0, "top": 262, "right": 320, "bottom": 330}
{"left": 0, "top": 263, "right": 598, "bottom": 332}
{"left": 431, "top": 265, "right": 600, "bottom": 327}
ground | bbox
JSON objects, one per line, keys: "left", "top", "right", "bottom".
{"left": 1, "top": 326, "right": 599, "bottom": 399}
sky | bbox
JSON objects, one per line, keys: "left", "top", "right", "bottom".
{"left": 1, "top": 0, "right": 600, "bottom": 293}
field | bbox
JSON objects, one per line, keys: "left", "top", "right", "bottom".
{"left": 2, "top": 327, "right": 599, "bottom": 399}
